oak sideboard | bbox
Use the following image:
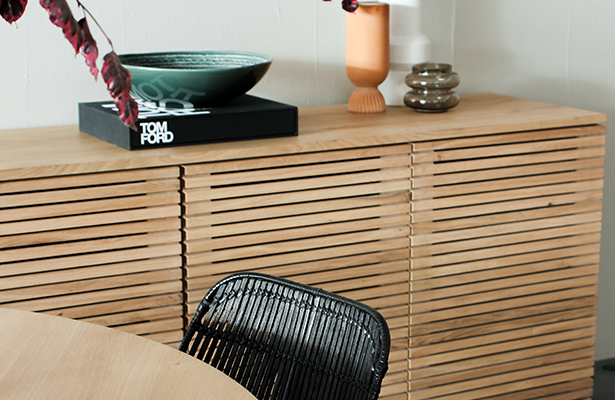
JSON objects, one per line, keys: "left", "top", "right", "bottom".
{"left": 0, "top": 93, "right": 606, "bottom": 400}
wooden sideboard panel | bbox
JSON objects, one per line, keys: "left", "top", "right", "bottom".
{"left": 0, "top": 96, "right": 608, "bottom": 399}
{"left": 0, "top": 167, "right": 184, "bottom": 344}
{"left": 182, "top": 144, "right": 412, "bottom": 399}
{"left": 409, "top": 126, "right": 605, "bottom": 400}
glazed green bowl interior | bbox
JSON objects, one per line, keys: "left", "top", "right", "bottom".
{"left": 119, "top": 51, "right": 272, "bottom": 108}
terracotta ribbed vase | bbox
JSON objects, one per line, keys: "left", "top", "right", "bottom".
{"left": 346, "top": 2, "right": 390, "bottom": 113}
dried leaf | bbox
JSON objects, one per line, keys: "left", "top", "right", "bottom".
{"left": 40, "top": 0, "right": 82, "bottom": 54}
{"left": 1, "top": 0, "right": 28, "bottom": 23}
{"left": 322, "top": 0, "right": 358, "bottom": 13}
{"left": 342, "top": 0, "right": 358, "bottom": 13}
{"left": 78, "top": 17, "right": 98, "bottom": 78}
{"left": 114, "top": 93, "right": 138, "bottom": 130}
{"left": 102, "top": 51, "right": 138, "bottom": 129}
{"left": 102, "top": 51, "right": 131, "bottom": 98}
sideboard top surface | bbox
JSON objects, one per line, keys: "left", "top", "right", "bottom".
{"left": 0, "top": 93, "right": 606, "bottom": 180}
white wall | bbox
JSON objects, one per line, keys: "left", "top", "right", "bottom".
{"left": 2, "top": 0, "right": 613, "bottom": 359}
{"left": 0, "top": 0, "right": 352, "bottom": 129}
{"left": 424, "top": 0, "right": 615, "bottom": 361}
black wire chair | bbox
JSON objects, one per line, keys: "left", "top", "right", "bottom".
{"left": 179, "top": 272, "right": 390, "bottom": 400}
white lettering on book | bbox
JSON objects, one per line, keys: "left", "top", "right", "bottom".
{"left": 139, "top": 121, "right": 174, "bottom": 145}
{"left": 102, "top": 99, "right": 211, "bottom": 119}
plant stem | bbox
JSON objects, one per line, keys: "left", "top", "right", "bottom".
{"left": 76, "top": 0, "right": 114, "bottom": 49}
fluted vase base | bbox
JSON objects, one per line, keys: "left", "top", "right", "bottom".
{"left": 348, "top": 87, "right": 386, "bottom": 113}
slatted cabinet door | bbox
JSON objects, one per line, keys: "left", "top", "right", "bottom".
{"left": 0, "top": 167, "right": 184, "bottom": 345}
{"left": 182, "top": 145, "right": 412, "bottom": 400}
{"left": 409, "top": 126, "right": 605, "bottom": 400}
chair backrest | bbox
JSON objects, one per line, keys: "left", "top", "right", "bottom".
{"left": 179, "top": 272, "right": 390, "bottom": 400}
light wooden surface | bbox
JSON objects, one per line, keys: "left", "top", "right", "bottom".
{"left": 408, "top": 125, "right": 603, "bottom": 400}
{"left": 0, "top": 94, "right": 607, "bottom": 399}
{"left": 0, "top": 307, "right": 256, "bottom": 400}
{"left": 0, "top": 93, "right": 606, "bottom": 181}
{"left": 0, "top": 167, "right": 184, "bottom": 345}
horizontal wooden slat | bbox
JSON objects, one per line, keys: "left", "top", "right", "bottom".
{"left": 411, "top": 265, "right": 599, "bottom": 304}
{"left": 409, "top": 337, "right": 595, "bottom": 381}
{"left": 411, "top": 254, "right": 599, "bottom": 292}
{"left": 0, "top": 179, "right": 179, "bottom": 208}
{"left": 411, "top": 243, "right": 601, "bottom": 280}
{"left": 1, "top": 217, "right": 180, "bottom": 248}
{"left": 0, "top": 167, "right": 179, "bottom": 194}
{"left": 187, "top": 259, "right": 408, "bottom": 292}
{"left": 486, "top": 380, "right": 593, "bottom": 400}
{"left": 314, "top": 271, "right": 409, "bottom": 295}
{"left": 188, "top": 196, "right": 409, "bottom": 229}
{"left": 412, "top": 179, "right": 603, "bottom": 212}
{"left": 412, "top": 211, "right": 602, "bottom": 247}
{"left": 337, "top": 282, "right": 409, "bottom": 303}
{"left": 186, "top": 279, "right": 410, "bottom": 307}
{"left": 412, "top": 222, "right": 601, "bottom": 259}
{"left": 187, "top": 203, "right": 408, "bottom": 240}
{"left": 411, "top": 157, "right": 604, "bottom": 189}
{"left": 409, "top": 326, "right": 596, "bottom": 369}
{"left": 185, "top": 155, "right": 412, "bottom": 188}
{"left": 0, "top": 230, "right": 181, "bottom": 264}
{"left": 379, "top": 382, "right": 408, "bottom": 398}
{"left": 413, "top": 226, "right": 601, "bottom": 262}
{"left": 412, "top": 146, "right": 606, "bottom": 178}
{"left": 81, "top": 305, "right": 183, "bottom": 327}
{"left": 187, "top": 239, "right": 409, "bottom": 277}
{"left": 183, "top": 144, "right": 413, "bottom": 175}
{"left": 185, "top": 180, "right": 411, "bottom": 214}
{"left": 412, "top": 135, "right": 606, "bottom": 164}
{"left": 0, "top": 192, "right": 179, "bottom": 223}
{"left": 411, "top": 201, "right": 603, "bottom": 235}
{"left": 185, "top": 169, "right": 411, "bottom": 202}
{"left": 411, "top": 191, "right": 603, "bottom": 224}
{"left": 409, "top": 358, "right": 594, "bottom": 400}
{"left": 411, "top": 306, "right": 597, "bottom": 348}
{"left": 409, "top": 296, "right": 597, "bottom": 338}
{"left": 410, "top": 287, "right": 598, "bottom": 326}
{"left": 382, "top": 370, "right": 407, "bottom": 387}
{"left": 187, "top": 227, "right": 409, "bottom": 265}
{"left": 0, "top": 281, "right": 183, "bottom": 312}
{"left": 410, "top": 125, "right": 606, "bottom": 152}
{"left": 377, "top": 305, "right": 409, "bottom": 321}
{"left": 422, "top": 369, "right": 594, "bottom": 400}
{"left": 0, "top": 269, "right": 182, "bottom": 303}
{"left": 411, "top": 169, "right": 604, "bottom": 200}
{"left": 187, "top": 215, "right": 409, "bottom": 253}
{"left": 410, "top": 317, "right": 596, "bottom": 359}
{"left": 45, "top": 293, "right": 183, "bottom": 320}
{"left": 0, "top": 243, "right": 182, "bottom": 277}
{"left": 410, "top": 275, "right": 598, "bottom": 314}
{"left": 0, "top": 205, "right": 181, "bottom": 236}
{"left": 0, "top": 256, "right": 182, "bottom": 291}
{"left": 410, "top": 233, "right": 601, "bottom": 270}
{"left": 287, "top": 260, "right": 409, "bottom": 288}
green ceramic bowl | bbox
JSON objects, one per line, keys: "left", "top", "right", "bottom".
{"left": 119, "top": 51, "right": 272, "bottom": 108}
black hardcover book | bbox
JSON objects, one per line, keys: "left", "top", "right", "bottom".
{"left": 79, "top": 95, "right": 298, "bottom": 150}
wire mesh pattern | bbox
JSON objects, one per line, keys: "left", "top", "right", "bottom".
{"left": 180, "top": 273, "right": 390, "bottom": 400}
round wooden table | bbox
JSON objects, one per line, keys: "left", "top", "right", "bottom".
{"left": 0, "top": 308, "right": 256, "bottom": 400}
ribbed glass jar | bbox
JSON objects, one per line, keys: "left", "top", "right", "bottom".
{"left": 404, "top": 62, "right": 460, "bottom": 112}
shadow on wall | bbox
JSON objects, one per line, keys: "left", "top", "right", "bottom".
{"left": 252, "top": 58, "right": 354, "bottom": 107}
{"left": 449, "top": 0, "right": 514, "bottom": 96}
